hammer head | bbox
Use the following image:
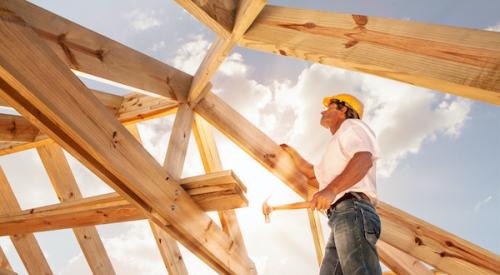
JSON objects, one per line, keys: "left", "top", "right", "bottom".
{"left": 262, "top": 196, "right": 272, "bottom": 223}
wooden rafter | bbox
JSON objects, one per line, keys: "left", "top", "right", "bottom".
{"left": 377, "top": 241, "right": 433, "bottom": 275}
{"left": 0, "top": 169, "right": 248, "bottom": 236}
{"left": 37, "top": 143, "right": 116, "bottom": 275}
{"left": 241, "top": 5, "right": 500, "bottom": 105}
{"left": 0, "top": 14, "right": 251, "bottom": 274}
{"left": 0, "top": 247, "right": 14, "bottom": 274}
{"left": 0, "top": 168, "right": 52, "bottom": 275}
{"left": 187, "top": 0, "right": 266, "bottom": 106}
{"left": 193, "top": 114, "right": 254, "bottom": 272}
{"left": 2, "top": 0, "right": 191, "bottom": 101}
{"left": 0, "top": 91, "right": 178, "bottom": 155}
{"left": 194, "top": 91, "right": 500, "bottom": 274}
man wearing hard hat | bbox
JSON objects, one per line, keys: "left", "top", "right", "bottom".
{"left": 281, "top": 94, "right": 382, "bottom": 274}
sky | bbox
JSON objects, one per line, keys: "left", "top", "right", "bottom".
{"left": 0, "top": 0, "right": 499, "bottom": 274}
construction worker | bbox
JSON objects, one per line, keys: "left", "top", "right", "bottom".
{"left": 281, "top": 94, "right": 382, "bottom": 275}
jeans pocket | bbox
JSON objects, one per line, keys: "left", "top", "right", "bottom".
{"left": 361, "top": 208, "right": 381, "bottom": 248}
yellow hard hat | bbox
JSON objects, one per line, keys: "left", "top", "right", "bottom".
{"left": 322, "top": 94, "right": 364, "bottom": 119}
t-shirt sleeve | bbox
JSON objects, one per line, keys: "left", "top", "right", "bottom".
{"left": 339, "top": 123, "right": 380, "bottom": 160}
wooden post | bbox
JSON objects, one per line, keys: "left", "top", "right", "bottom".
{"left": 0, "top": 168, "right": 52, "bottom": 275}
{"left": 37, "top": 143, "right": 116, "bottom": 275}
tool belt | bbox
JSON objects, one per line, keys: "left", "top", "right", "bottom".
{"left": 326, "top": 192, "right": 370, "bottom": 218}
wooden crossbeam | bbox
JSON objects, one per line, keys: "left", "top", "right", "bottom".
{"left": 0, "top": 13, "right": 251, "bottom": 274}
{"left": 0, "top": 168, "right": 52, "bottom": 275}
{"left": 194, "top": 91, "right": 500, "bottom": 274}
{"left": 187, "top": 0, "right": 266, "bottom": 106}
{"left": 37, "top": 143, "right": 116, "bottom": 275}
{"left": 2, "top": 0, "right": 191, "bottom": 101}
{"left": 193, "top": 114, "right": 254, "bottom": 273}
{"left": 241, "top": 5, "right": 500, "bottom": 105}
{"left": 378, "top": 240, "right": 433, "bottom": 275}
{"left": 0, "top": 92, "right": 178, "bottom": 155}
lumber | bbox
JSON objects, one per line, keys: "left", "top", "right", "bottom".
{"left": 0, "top": 268, "right": 16, "bottom": 275}
{"left": 195, "top": 91, "right": 500, "bottom": 274}
{"left": 378, "top": 240, "right": 433, "bottom": 275}
{"left": 173, "top": 0, "right": 235, "bottom": 38}
{"left": 0, "top": 168, "right": 52, "bottom": 275}
{"left": 0, "top": 92, "right": 178, "bottom": 155}
{"left": 187, "top": 0, "right": 266, "bottom": 105}
{"left": 0, "top": 13, "right": 251, "bottom": 275}
{"left": 193, "top": 114, "right": 254, "bottom": 272}
{"left": 241, "top": 5, "right": 500, "bottom": 105}
{"left": 127, "top": 123, "right": 188, "bottom": 275}
{"left": 0, "top": 248, "right": 13, "bottom": 274}
{"left": 37, "top": 143, "right": 115, "bottom": 275}
{"left": 1, "top": 0, "right": 191, "bottom": 101}
{"left": 306, "top": 209, "right": 325, "bottom": 266}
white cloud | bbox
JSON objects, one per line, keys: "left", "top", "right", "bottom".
{"left": 474, "top": 195, "right": 493, "bottom": 212}
{"left": 171, "top": 35, "right": 211, "bottom": 74}
{"left": 486, "top": 22, "right": 500, "bottom": 32}
{"left": 125, "top": 9, "right": 162, "bottom": 31}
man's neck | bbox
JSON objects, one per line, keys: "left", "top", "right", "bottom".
{"left": 329, "top": 119, "right": 346, "bottom": 135}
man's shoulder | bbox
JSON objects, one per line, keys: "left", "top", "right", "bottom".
{"left": 340, "top": 119, "right": 376, "bottom": 137}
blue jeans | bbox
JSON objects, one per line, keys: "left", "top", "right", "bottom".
{"left": 319, "top": 197, "right": 382, "bottom": 275}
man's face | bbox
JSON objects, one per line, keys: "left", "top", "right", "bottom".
{"left": 320, "top": 102, "right": 346, "bottom": 129}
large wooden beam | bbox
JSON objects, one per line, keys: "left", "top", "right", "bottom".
{"left": 378, "top": 241, "right": 433, "bottom": 275}
{"left": 193, "top": 114, "right": 254, "bottom": 273}
{"left": 0, "top": 13, "right": 251, "bottom": 274}
{"left": 0, "top": 92, "right": 178, "bottom": 155}
{"left": 187, "top": 0, "right": 266, "bottom": 105}
{"left": 0, "top": 170, "right": 248, "bottom": 236}
{"left": 1, "top": 0, "right": 191, "bottom": 101}
{"left": 241, "top": 5, "right": 500, "bottom": 105}
{"left": 194, "top": 92, "right": 500, "bottom": 274}
{"left": 0, "top": 168, "right": 53, "bottom": 275}
{"left": 37, "top": 143, "right": 116, "bottom": 275}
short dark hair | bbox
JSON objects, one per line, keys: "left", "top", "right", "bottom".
{"left": 329, "top": 99, "right": 360, "bottom": 119}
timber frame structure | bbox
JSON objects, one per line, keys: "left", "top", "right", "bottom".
{"left": 0, "top": 0, "right": 499, "bottom": 274}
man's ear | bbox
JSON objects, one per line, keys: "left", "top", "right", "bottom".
{"left": 340, "top": 106, "right": 348, "bottom": 114}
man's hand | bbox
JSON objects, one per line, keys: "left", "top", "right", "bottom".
{"left": 310, "top": 187, "right": 338, "bottom": 210}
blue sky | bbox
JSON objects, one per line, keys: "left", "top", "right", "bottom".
{"left": 0, "top": 1, "right": 499, "bottom": 274}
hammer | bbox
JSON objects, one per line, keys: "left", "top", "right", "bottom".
{"left": 262, "top": 197, "right": 312, "bottom": 223}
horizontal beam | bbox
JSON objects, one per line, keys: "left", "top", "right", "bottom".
{"left": 241, "top": 5, "right": 500, "bottom": 105}
{"left": 2, "top": 0, "right": 191, "bottom": 101}
{"left": 0, "top": 91, "right": 178, "bottom": 155}
{"left": 378, "top": 240, "right": 433, "bottom": 275}
{"left": 0, "top": 170, "right": 248, "bottom": 236}
{"left": 195, "top": 91, "right": 500, "bottom": 274}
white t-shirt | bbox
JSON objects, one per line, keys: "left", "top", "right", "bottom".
{"left": 313, "top": 119, "right": 380, "bottom": 205}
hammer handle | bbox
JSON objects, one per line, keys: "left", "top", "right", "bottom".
{"left": 271, "top": 201, "right": 311, "bottom": 211}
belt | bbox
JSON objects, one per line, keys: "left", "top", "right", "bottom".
{"left": 326, "top": 192, "right": 370, "bottom": 218}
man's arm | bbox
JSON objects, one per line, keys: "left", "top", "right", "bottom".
{"left": 311, "top": 151, "right": 373, "bottom": 210}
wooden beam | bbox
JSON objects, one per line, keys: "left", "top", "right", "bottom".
{"left": 127, "top": 123, "right": 188, "bottom": 275}
{"left": 0, "top": 92, "right": 178, "bottom": 155}
{"left": 241, "top": 5, "right": 500, "bottom": 105}
{"left": 378, "top": 240, "right": 433, "bottom": 275}
{"left": 187, "top": 0, "right": 266, "bottom": 105}
{"left": 0, "top": 268, "right": 16, "bottom": 275}
{"left": 306, "top": 209, "right": 325, "bottom": 266}
{"left": 0, "top": 248, "right": 14, "bottom": 274}
{"left": 194, "top": 92, "right": 500, "bottom": 274}
{"left": 37, "top": 143, "right": 116, "bottom": 275}
{"left": 1, "top": 0, "right": 191, "bottom": 101}
{"left": 0, "top": 170, "right": 248, "bottom": 236}
{"left": 0, "top": 168, "right": 52, "bottom": 275}
{"left": 0, "top": 13, "right": 251, "bottom": 274}
{"left": 173, "top": 0, "right": 235, "bottom": 38}
{"left": 193, "top": 114, "right": 254, "bottom": 273}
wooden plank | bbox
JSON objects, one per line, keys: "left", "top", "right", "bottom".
{"left": 1, "top": 0, "right": 191, "bottom": 101}
{"left": 195, "top": 92, "right": 500, "bottom": 274}
{"left": 306, "top": 209, "right": 325, "bottom": 266}
{"left": 37, "top": 143, "right": 116, "bottom": 275}
{"left": 0, "top": 268, "right": 16, "bottom": 275}
{"left": 0, "top": 92, "right": 177, "bottom": 155}
{"left": 173, "top": 0, "right": 235, "bottom": 38}
{"left": 0, "top": 13, "right": 251, "bottom": 275}
{"left": 378, "top": 240, "right": 433, "bottom": 275}
{"left": 0, "top": 168, "right": 52, "bottom": 275}
{"left": 192, "top": 114, "right": 255, "bottom": 273}
{"left": 0, "top": 248, "right": 13, "bottom": 274}
{"left": 188, "top": 0, "right": 266, "bottom": 105}
{"left": 126, "top": 124, "right": 188, "bottom": 275}
{"left": 241, "top": 5, "right": 500, "bottom": 105}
